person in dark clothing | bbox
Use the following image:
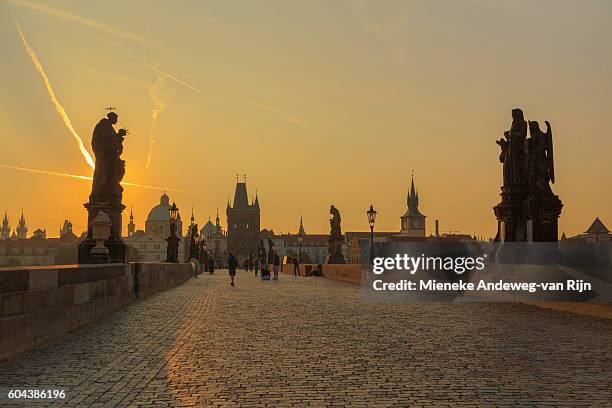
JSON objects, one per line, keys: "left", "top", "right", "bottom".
{"left": 208, "top": 257, "right": 215, "bottom": 274}
{"left": 293, "top": 256, "right": 300, "bottom": 277}
{"left": 228, "top": 252, "right": 238, "bottom": 286}
{"left": 254, "top": 256, "right": 259, "bottom": 276}
{"left": 273, "top": 251, "right": 280, "bottom": 280}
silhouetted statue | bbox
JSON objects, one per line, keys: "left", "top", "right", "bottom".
{"left": 526, "top": 120, "right": 554, "bottom": 196}
{"left": 89, "top": 111, "right": 126, "bottom": 204}
{"left": 496, "top": 108, "right": 527, "bottom": 189}
{"left": 328, "top": 205, "right": 345, "bottom": 264}
{"left": 494, "top": 108, "right": 562, "bottom": 246}
{"left": 79, "top": 109, "right": 128, "bottom": 263}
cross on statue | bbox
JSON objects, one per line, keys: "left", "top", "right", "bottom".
{"left": 105, "top": 106, "right": 116, "bottom": 112}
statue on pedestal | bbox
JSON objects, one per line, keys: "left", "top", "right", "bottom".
{"left": 493, "top": 108, "right": 562, "bottom": 247}
{"left": 328, "top": 205, "right": 345, "bottom": 264}
{"left": 78, "top": 109, "right": 128, "bottom": 264}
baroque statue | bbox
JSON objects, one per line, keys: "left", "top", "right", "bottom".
{"left": 328, "top": 205, "right": 345, "bottom": 264}
{"left": 496, "top": 108, "right": 527, "bottom": 190}
{"left": 78, "top": 108, "right": 128, "bottom": 264}
{"left": 493, "top": 108, "right": 562, "bottom": 246}
{"left": 89, "top": 111, "right": 127, "bottom": 204}
{"left": 526, "top": 120, "right": 555, "bottom": 196}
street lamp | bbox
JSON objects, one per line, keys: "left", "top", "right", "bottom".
{"left": 367, "top": 204, "right": 377, "bottom": 264}
{"left": 166, "top": 202, "right": 180, "bottom": 263}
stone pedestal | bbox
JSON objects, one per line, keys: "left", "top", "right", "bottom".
{"left": 78, "top": 202, "right": 126, "bottom": 264}
{"left": 494, "top": 187, "right": 563, "bottom": 263}
{"left": 494, "top": 187, "right": 529, "bottom": 243}
{"left": 523, "top": 195, "right": 563, "bottom": 243}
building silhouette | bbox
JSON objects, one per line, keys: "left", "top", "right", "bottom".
{"left": 1, "top": 210, "right": 10, "bottom": 239}
{"left": 400, "top": 175, "right": 426, "bottom": 237}
{"left": 226, "top": 179, "right": 260, "bottom": 261}
{"left": 127, "top": 207, "right": 136, "bottom": 237}
{"left": 16, "top": 211, "right": 27, "bottom": 239}
{"left": 123, "top": 193, "right": 185, "bottom": 262}
{"left": 202, "top": 210, "right": 227, "bottom": 268}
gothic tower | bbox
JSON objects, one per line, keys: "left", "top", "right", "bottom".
{"left": 127, "top": 207, "right": 136, "bottom": 237}
{"left": 1, "top": 210, "right": 10, "bottom": 239}
{"left": 16, "top": 211, "right": 27, "bottom": 239}
{"left": 400, "top": 175, "right": 426, "bottom": 237}
{"left": 226, "top": 178, "right": 260, "bottom": 261}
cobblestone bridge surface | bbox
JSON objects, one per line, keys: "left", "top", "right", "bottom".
{"left": 1, "top": 270, "right": 611, "bottom": 407}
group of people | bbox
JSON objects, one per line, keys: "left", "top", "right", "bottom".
{"left": 224, "top": 252, "right": 303, "bottom": 287}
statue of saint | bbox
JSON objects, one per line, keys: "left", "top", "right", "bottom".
{"left": 526, "top": 120, "right": 555, "bottom": 195}
{"left": 497, "top": 108, "right": 527, "bottom": 189}
{"left": 328, "top": 205, "right": 345, "bottom": 263}
{"left": 89, "top": 111, "right": 126, "bottom": 204}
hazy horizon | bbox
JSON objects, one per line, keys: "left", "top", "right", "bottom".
{"left": 1, "top": 0, "right": 610, "bottom": 238}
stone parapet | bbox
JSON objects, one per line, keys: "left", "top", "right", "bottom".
{"left": 0, "top": 262, "right": 194, "bottom": 361}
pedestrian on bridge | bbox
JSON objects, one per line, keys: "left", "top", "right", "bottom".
{"left": 254, "top": 257, "right": 259, "bottom": 276}
{"left": 208, "top": 257, "right": 215, "bottom": 274}
{"left": 293, "top": 256, "right": 300, "bottom": 277}
{"left": 273, "top": 251, "right": 280, "bottom": 280}
{"left": 228, "top": 252, "right": 238, "bottom": 286}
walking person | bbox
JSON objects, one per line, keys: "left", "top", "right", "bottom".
{"left": 293, "top": 256, "right": 300, "bottom": 277}
{"left": 208, "top": 257, "right": 215, "bottom": 274}
{"left": 228, "top": 252, "right": 238, "bottom": 286}
{"left": 254, "top": 256, "right": 259, "bottom": 276}
{"left": 273, "top": 251, "right": 280, "bottom": 280}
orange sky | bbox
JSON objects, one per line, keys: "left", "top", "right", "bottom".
{"left": 0, "top": 0, "right": 610, "bottom": 238}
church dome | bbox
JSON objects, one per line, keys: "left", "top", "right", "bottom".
{"left": 147, "top": 193, "right": 171, "bottom": 222}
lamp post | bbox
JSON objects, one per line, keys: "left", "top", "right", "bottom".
{"left": 166, "top": 202, "right": 180, "bottom": 263}
{"left": 297, "top": 230, "right": 304, "bottom": 263}
{"left": 367, "top": 204, "right": 377, "bottom": 264}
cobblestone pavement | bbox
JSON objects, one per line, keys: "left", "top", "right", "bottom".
{"left": 1, "top": 271, "right": 612, "bottom": 407}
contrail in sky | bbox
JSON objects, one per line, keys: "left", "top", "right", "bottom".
{"left": 132, "top": 56, "right": 201, "bottom": 93}
{"left": 242, "top": 96, "right": 315, "bottom": 133}
{"left": 88, "top": 34, "right": 201, "bottom": 94}
{"left": 90, "top": 34, "right": 312, "bottom": 132}
{"left": 0, "top": 164, "right": 208, "bottom": 196}
{"left": 146, "top": 75, "right": 166, "bottom": 170}
{"left": 15, "top": 19, "right": 96, "bottom": 170}
{"left": 6, "top": 0, "right": 156, "bottom": 47}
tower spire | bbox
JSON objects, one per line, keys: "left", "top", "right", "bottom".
{"left": 298, "top": 213, "right": 305, "bottom": 236}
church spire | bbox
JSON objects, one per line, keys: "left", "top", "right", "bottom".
{"left": 298, "top": 214, "right": 305, "bottom": 236}
{"left": 1, "top": 209, "right": 10, "bottom": 239}
{"left": 408, "top": 173, "right": 419, "bottom": 211}
{"left": 127, "top": 206, "right": 136, "bottom": 237}
{"left": 16, "top": 209, "right": 27, "bottom": 239}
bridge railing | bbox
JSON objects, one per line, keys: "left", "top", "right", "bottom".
{"left": 0, "top": 262, "right": 194, "bottom": 361}
{"left": 277, "top": 263, "right": 361, "bottom": 284}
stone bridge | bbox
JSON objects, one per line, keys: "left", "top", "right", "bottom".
{"left": 0, "top": 264, "right": 611, "bottom": 406}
